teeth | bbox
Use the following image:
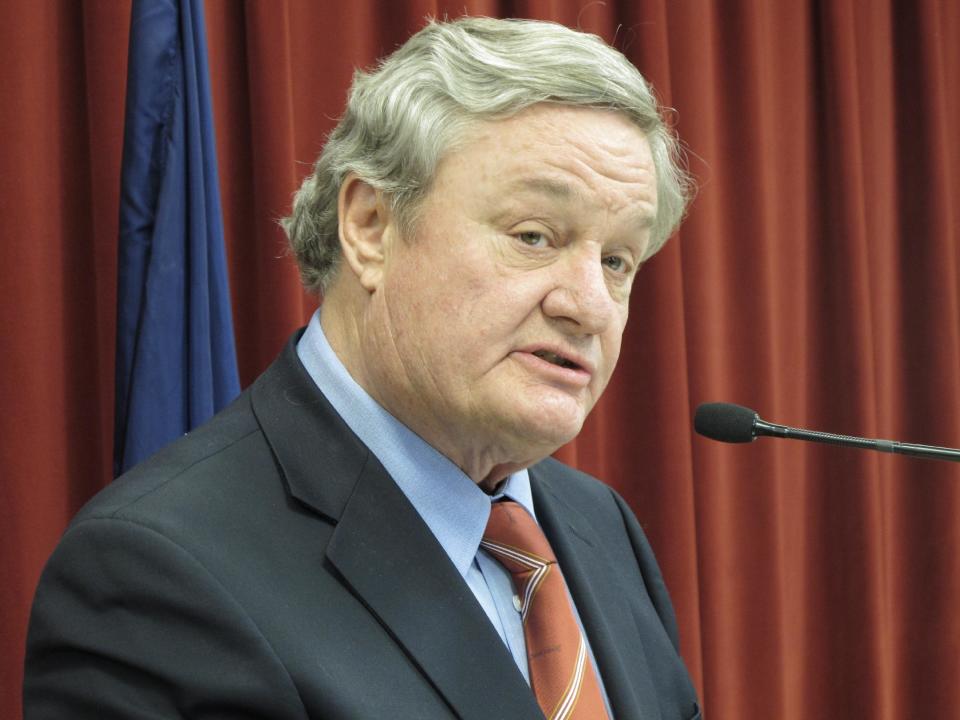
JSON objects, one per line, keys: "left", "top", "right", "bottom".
{"left": 533, "top": 350, "right": 576, "bottom": 369}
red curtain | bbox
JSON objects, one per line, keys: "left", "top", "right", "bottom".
{"left": 3, "top": 1, "right": 959, "bottom": 717}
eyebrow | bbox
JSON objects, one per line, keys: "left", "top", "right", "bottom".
{"left": 504, "top": 177, "right": 657, "bottom": 230}
{"left": 506, "top": 177, "right": 579, "bottom": 200}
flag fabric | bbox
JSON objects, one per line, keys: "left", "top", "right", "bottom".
{"left": 114, "top": 0, "right": 240, "bottom": 476}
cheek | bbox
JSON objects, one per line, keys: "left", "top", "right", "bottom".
{"left": 446, "top": 259, "right": 523, "bottom": 325}
{"left": 598, "top": 321, "right": 628, "bottom": 376}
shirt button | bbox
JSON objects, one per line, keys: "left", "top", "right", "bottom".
{"left": 512, "top": 594, "right": 522, "bottom": 612}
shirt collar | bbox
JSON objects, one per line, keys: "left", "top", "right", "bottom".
{"left": 296, "top": 310, "right": 536, "bottom": 578}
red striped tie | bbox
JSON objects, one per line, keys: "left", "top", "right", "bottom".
{"left": 481, "top": 501, "right": 610, "bottom": 720}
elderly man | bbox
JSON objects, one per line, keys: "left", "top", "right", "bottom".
{"left": 25, "top": 16, "right": 699, "bottom": 720}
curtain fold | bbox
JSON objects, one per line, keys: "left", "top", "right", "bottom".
{"left": 2, "top": 2, "right": 958, "bottom": 717}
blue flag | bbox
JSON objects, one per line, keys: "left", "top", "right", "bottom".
{"left": 114, "top": 0, "right": 240, "bottom": 476}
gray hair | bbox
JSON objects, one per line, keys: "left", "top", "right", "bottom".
{"left": 282, "top": 16, "right": 692, "bottom": 294}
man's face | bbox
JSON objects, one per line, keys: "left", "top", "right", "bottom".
{"left": 360, "top": 105, "right": 658, "bottom": 483}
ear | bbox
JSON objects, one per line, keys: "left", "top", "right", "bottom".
{"left": 337, "top": 173, "right": 392, "bottom": 292}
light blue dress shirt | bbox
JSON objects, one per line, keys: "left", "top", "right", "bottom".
{"left": 296, "top": 310, "right": 610, "bottom": 711}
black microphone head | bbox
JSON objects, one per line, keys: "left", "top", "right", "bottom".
{"left": 694, "top": 402, "right": 758, "bottom": 443}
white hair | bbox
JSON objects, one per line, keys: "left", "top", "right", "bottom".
{"left": 282, "top": 16, "right": 692, "bottom": 293}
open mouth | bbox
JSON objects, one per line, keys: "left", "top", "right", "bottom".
{"left": 532, "top": 349, "right": 581, "bottom": 370}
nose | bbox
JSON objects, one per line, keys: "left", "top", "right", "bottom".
{"left": 541, "top": 246, "right": 617, "bottom": 335}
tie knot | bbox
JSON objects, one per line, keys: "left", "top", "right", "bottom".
{"left": 481, "top": 500, "right": 556, "bottom": 572}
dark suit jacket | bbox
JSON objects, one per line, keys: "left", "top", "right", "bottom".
{"left": 24, "top": 334, "right": 700, "bottom": 719}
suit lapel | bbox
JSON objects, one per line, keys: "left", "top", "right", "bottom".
{"left": 251, "top": 335, "right": 543, "bottom": 720}
{"left": 531, "top": 466, "right": 663, "bottom": 720}
{"left": 327, "top": 456, "right": 543, "bottom": 720}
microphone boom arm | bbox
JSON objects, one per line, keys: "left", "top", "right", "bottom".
{"left": 753, "top": 418, "right": 960, "bottom": 463}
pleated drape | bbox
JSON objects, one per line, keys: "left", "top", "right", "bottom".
{"left": 2, "top": 2, "right": 958, "bottom": 717}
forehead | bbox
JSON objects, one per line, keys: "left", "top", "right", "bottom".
{"left": 433, "top": 105, "right": 658, "bottom": 221}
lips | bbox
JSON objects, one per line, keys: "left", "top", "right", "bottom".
{"left": 514, "top": 343, "right": 594, "bottom": 380}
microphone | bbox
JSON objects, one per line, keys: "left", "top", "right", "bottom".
{"left": 694, "top": 402, "right": 960, "bottom": 463}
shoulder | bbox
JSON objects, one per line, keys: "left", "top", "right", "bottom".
{"left": 25, "top": 405, "right": 307, "bottom": 717}
{"left": 73, "top": 389, "right": 271, "bottom": 529}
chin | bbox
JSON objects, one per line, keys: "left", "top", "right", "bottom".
{"left": 478, "top": 388, "right": 590, "bottom": 455}
{"left": 507, "top": 406, "right": 586, "bottom": 452}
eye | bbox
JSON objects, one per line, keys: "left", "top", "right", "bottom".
{"left": 516, "top": 230, "right": 548, "bottom": 247}
{"left": 602, "top": 254, "right": 630, "bottom": 273}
